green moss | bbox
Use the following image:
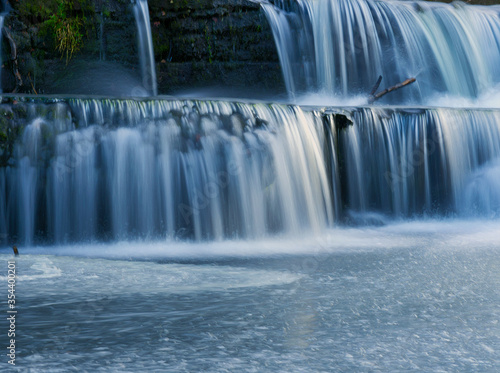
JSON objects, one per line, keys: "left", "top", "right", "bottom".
{"left": 18, "top": 0, "right": 95, "bottom": 63}
{"left": 0, "top": 112, "right": 23, "bottom": 167}
{"left": 45, "top": 1, "right": 95, "bottom": 63}
{"left": 12, "top": 104, "right": 28, "bottom": 119}
{"left": 17, "top": 0, "right": 57, "bottom": 22}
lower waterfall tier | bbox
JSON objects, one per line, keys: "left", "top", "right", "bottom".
{"left": 1, "top": 97, "right": 499, "bottom": 245}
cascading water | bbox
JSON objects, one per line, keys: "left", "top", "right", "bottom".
{"left": 262, "top": 0, "right": 500, "bottom": 103}
{"left": 0, "top": 99, "right": 335, "bottom": 245}
{"left": 339, "top": 108, "right": 500, "bottom": 216}
{"left": 3, "top": 2, "right": 500, "bottom": 371}
{"left": 133, "top": 0, "right": 157, "bottom": 96}
{"left": 2, "top": 98, "right": 500, "bottom": 245}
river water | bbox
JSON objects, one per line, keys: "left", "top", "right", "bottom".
{"left": 1, "top": 219, "right": 499, "bottom": 372}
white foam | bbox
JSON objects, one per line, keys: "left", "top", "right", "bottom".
{"left": 3, "top": 219, "right": 499, "bottom": 261}
{"left": 425, "top": 84, "right": 500, "bottom": 109}
{"left": 0, "top": 257, "right": 62, "bottom": 282}
{"left": 0, "top": 254, "right": 303, "bottom": 296}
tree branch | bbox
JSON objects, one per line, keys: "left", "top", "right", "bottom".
{"left": 368, "top": 77, "right": 416, "bottom": 104}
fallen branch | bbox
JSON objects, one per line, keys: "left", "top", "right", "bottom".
{"left": 369, "top": 75, "right": 383, "bottom": 97}
{"left": 368, "top": 77, "right": 416, "bottom": 104}
{"left": 3, "top": 27, "right": 23, "bottom": 92}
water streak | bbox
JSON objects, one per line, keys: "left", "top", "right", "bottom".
{"left": 133, "top": 0, "right": 157, "bottom": 96}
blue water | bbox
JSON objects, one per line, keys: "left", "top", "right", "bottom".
{"left": 2, "top": 219, "right": 499, "bottom": 372}
{"left": 263, "top": 0, "right": 500, "bottom": 103}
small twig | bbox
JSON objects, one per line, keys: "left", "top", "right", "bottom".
{"left": 369, "top": 75, "right": 383, "bottom": 96}
{"left": 368, "top": 77, "right": 416, "bottom": 104}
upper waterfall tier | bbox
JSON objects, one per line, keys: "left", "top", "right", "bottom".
{"left": 262, "top": 0, "right": 500, "bottom": 103}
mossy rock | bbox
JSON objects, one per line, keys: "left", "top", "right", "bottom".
{"left": 0, "top": 118, "right": 24, "bottom": 167}
{"left": 12, "top": 103, "right": 29, "bottom": 119}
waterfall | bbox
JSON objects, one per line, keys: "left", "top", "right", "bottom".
{"left": 340, "top": 108, "right": 500, "bottom": 216}
{"left": 2, "top": 98, "right": 500, "bottom": 245}
{"left": 133, "top": 0, "right": 157, "bottom": 96}
{"left": 262, "top": 0, "right": 500, "bottom": 103}
{"left": 0, "top": 99, "right": 334, "bottom": 244}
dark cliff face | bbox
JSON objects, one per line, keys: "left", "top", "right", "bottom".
{"left": 149, "top": 0, "right": 284, "bottom": 96}
{"left": 1, "top": 0, "right": 284, "bottom": 97}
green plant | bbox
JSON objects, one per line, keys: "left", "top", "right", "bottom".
{"left": 102, "top": 7, "right": 111, "bottom": 18}
{"left": 18, "top": 0, "right": 95, "bottom": 63}
{"left": 17, "top": 0, "right": 57, "bottom": 21}
{"left": 48, "top": 15, "right": 84, "bottom": 63}
{"left": 44, "top": 1, "right": 92, "bottom": 63}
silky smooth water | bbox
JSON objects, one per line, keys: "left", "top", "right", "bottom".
{"left": 1, "top": 99, "right": 336, "bottom": 245}
{"left": 3, "top": 0, "right": 500, "bottom": 370}
{"left": 3, "top": 99, "right": 500, "bottom": 245}
{"left": 262, "top": 0, "right": 500, "bottom": 103}
{"left": 2, "top": 99, "right": 499, "bottom": 371}
{"left": 133, "top": 0, "right": 157, "bottom": 96}
{"left": 1, "top": 219, "right": 499, "bottom": 372}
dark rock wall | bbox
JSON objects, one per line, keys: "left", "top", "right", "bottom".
{"left": 1, "top": 0, "right": 284, "bottom": 96}
{"left": 149, "top": 0, "right": 283, "bottom": 94}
